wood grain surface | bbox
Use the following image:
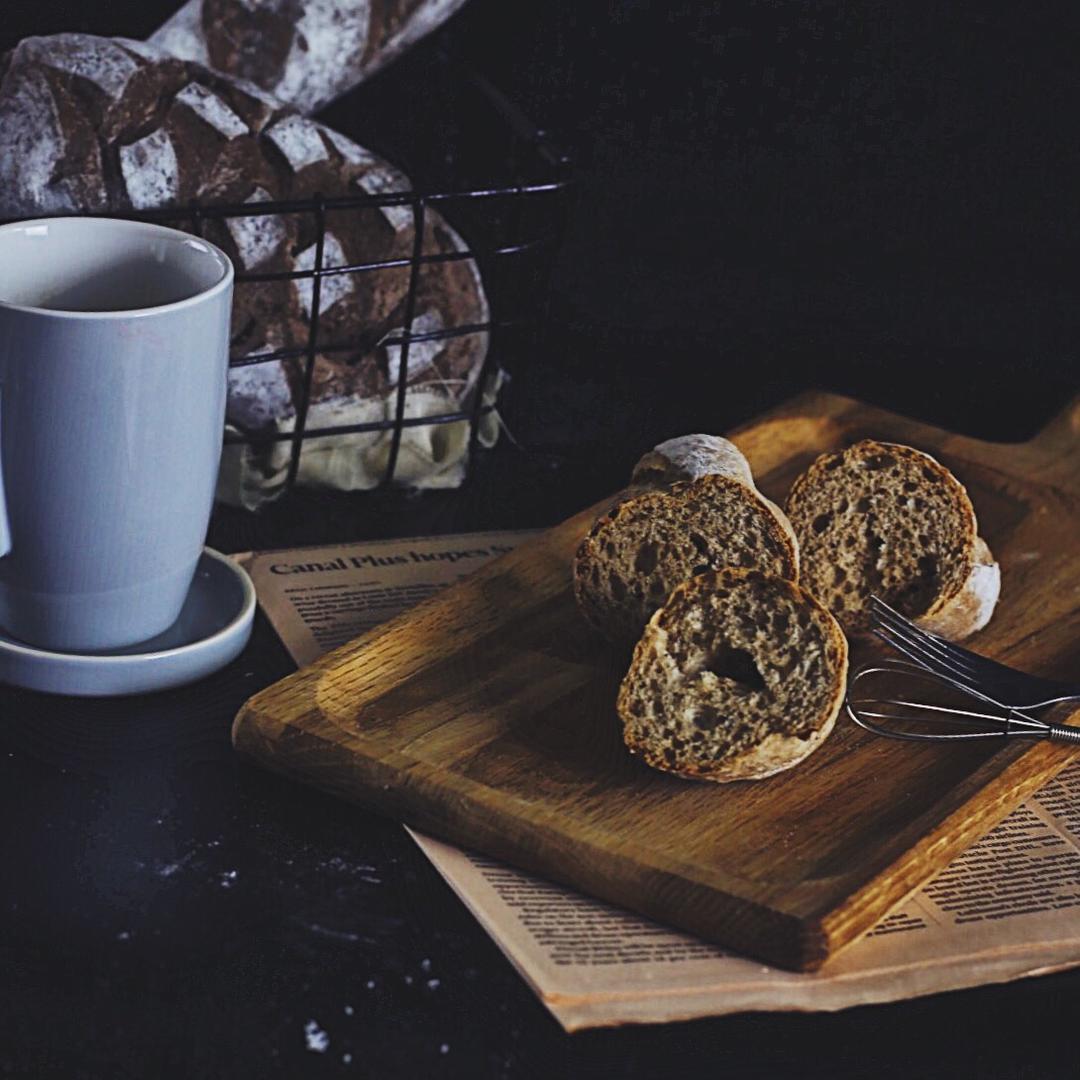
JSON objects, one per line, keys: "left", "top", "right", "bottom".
{"left": 232, "top": 392, "right": 1080, "bottom": 971}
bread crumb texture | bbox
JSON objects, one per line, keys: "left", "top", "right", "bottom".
{"left": 786, "top": 440, "right": 980, "bottom": 636}
{"left": 574, "top": 474, "right": 798, "bottom": 644}
{"left": 617, "top": 569, "right": 848, "bottom": 783}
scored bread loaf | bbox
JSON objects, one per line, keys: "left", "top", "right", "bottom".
{"left": 151, "top": 0, "right": 472, "bottom": 114}
{"left": 574, "top": 437, "right": 799, "bottom": 644}
{"left": 0, "top": 33, "right": 492, "bottom": 507}
{"left": 618, "top": 568, "right": 848, "bottom": 782}
{"left": 785, "top": 440, "right": 1000, "bottom": 639}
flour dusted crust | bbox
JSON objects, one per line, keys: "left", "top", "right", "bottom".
{"left": 0, "top": 33, "right": 490, "bottom": 506}
{"left": 618, "top": 569, "right": 848, "bottom": 783}
{"left": 632, "top": 434, "right": 756, "bottom": 489}
{"left": 630, "top": 433, "right": 799, "bottom": 575}
{"left": 150, "top": 0, "right": 471, "bottom": 113}
{"left": 785, "top": 440, "right": 999, "bottom": 639}
{"left": 919, "top": 535, "right": 1001, "bottom": 640}
{"left": 574, "top": 439, "right": 799, "bottom": 644}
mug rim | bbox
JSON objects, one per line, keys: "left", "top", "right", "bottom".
{"left": 0, "top": 216, "right": 234, "bottom": 320}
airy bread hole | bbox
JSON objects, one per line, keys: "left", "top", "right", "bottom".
{"left": 812, "top": 512, "right": 832, "bottom": 534}
{"left": 861, "top": 452, "right": 897, "bottom": 471}
{"left": 889, "top": 553, "right": 940, "bottom": 616}
{"left": 689, "top": 643, "right": 766, "bottom": 693}
{"left": 692, "top": 705, "right": 730, "bottom": 732}
{"left": 634, "top": 541, "right": 659, "bottom": 574}
{"left": 689, "top": 533, "right": 709, "bottom": 556}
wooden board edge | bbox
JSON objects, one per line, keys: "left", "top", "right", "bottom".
{"left": 816, "top": 739, "right": 1080, "bottom": 963}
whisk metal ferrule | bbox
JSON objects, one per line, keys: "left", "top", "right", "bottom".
{"left": 1043, "top": 723, "right": 1080, "bottom": 745}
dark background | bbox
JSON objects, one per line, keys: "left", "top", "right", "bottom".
{"left": 1, "top": 1, "right": 1079, "bottom": 1077}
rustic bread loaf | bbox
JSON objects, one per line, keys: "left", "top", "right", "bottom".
{"left": 618, "top": 568, "right": 848, "bottom": 782}
{"left": 151, "top": 0, "right": 471, "bottom": 114}
{"left": 574, "top": 438, "right": 799, "bottom": 644}
{"left": 0, "top": 33, "right": 491, "bottom": 507}
{"left": 785, "top": 440, "right": 1000, "bottom": 639}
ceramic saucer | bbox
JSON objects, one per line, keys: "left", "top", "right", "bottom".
{"left": 0, "top": 548, "right": 256, "bottom": 697}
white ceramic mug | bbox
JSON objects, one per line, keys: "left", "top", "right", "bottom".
{"left": 0, "top": 217, "right": 234, "bottom": 652}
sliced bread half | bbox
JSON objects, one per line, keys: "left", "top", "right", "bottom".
{"left": 574, "top": 439, "right": 799, "bottom": 644}
{"left": 785, "top": 440, "right": 1000, "bottom": 639}
{"left": 617, "top": 568, "right": 848, "bottom": 782}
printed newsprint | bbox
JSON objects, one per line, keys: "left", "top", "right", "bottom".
{"left": 236, "top": 532, "right": 1080, "bottom": 1031}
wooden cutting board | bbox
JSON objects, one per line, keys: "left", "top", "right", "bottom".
{"left": 233, "top": 391, "right": 1080, "bottom": 971}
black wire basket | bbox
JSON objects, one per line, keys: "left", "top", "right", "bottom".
{"left": 4, "top": 47, "right": 572, "bottom": 510}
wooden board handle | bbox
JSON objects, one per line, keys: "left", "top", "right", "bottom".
{"left": 1026, "top": 392, "right": 1080, "bottom": 488}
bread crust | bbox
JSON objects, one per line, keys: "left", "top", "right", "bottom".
{"left": 617, "top": 570, "right": 849, "bottom": 783}
{"left": 151, "top": 0, "right": 472, "bottom": 114}
{"left": 574, "top": 437, "right": 800, "bottom": 642}
{"left": 786, "top": 440, "right": 999, "bottom": 640}
{"left": 632, "top": 434, "right": 800, "bottom": 581}
{"left": 631, "top": 434, "right": 755, "bottom": 489}
{"left": 919, "top": 535, "right": 1000, "bottom": 640}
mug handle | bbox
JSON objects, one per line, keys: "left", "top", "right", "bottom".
{"left": 0, "top": 383, "right": 9, "bottom": 557}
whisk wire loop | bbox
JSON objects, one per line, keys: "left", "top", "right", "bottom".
{"left": 845, "top": 660, "right": 1080, "bottom": 745}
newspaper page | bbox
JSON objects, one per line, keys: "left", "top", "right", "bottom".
{"left": 236, "top": 532, "right": 1080, "bottom": 1031}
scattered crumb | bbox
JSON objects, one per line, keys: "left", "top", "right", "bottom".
{"left": 343, "top": 1005, "right": 354, "bottom": 1016}
{"left": 366, "top": 980, "right": 376, "bottom": 990}
{"left": 116, "top": 931, "right": 131, "bottom": 942}
{"left": 420, "top": 958, "right": 431, "bottom": 973}
{"left": 303, "top": 1020, "right": 329, "bottom": 1054}
{"left": 342, "top": 1053, "right": 352, "bottom": 1064}
{"left": 426, "top": 979, "right": 440, "bottom": 991}
{"left": 157, "top": 850, "right": 196, "bottom": 878}
{"left": 220, "top": 870, "right": 238, "bottom": 889}
{"left": 440, "top": 1044, "right": 449, "bottom": 1055}
{"left": 404, "top": 975, "right": 413, "bottom": 986}
{"left": 303, "top": 923, "right": 362, "bottom": 943}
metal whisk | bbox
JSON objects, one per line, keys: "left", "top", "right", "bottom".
{"left": 845, "top": 597, "right": 1080, "bottom": 745}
